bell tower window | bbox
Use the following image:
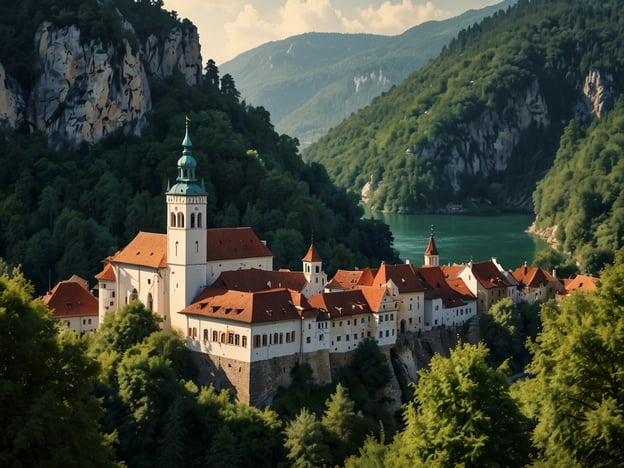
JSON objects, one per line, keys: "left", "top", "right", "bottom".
{"left": 170, "top": 212, "right": 176, "bottom": 227}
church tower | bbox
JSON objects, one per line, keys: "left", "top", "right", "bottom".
{"left": 424, "top": 225, "right": 440, "bottom": 267}
{"left": 302, "top": 243, "right": 327, "bottom": 297}
{"left": 166, "top": 118, "right": 208, "bottom": 332}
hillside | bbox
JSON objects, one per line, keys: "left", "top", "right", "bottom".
{"left": 304, "top": 0, "right": 624, "bottom": 273}
{"left": 0, "top": 0, "right": 400, "bottom": 293}
{"left": 220, "top": 1, "right": 516, "bottom": 146}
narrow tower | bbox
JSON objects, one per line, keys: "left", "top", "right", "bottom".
{"left": 302, "top": 242, "right": 327, "bottom": 297}
{"left": 424, "top": 224, "right": 440, "bottom": 267}
{"left": 166, "top": 117, "right": 208, "bottom": 332}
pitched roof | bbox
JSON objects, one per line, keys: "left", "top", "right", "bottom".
{"left": 470, "top": 260, "right": 512, "bottom": 289}
{"left": 563, "top": 274, "right": 599, "bottom": 294}
{"left": 111, "top": 232, "right": 167, "bottom": 269}
{"left": 95, "top": 261, "right": 116, "bottom": 281}
{"left": 328, "top": 270, "right": 366, "bottom": 290}
{"left": 417, "top": 266, "right": 471, "bottom": 308}
{"left": 372, "top": 263, "right": 427, "bottom": 293}
{"left": 302, "top": 244, "right": 322, "bottom": 262}
{"left": 206, "top": 227, "right": 272, "bottom": 261}
{"left": 511, "top": 265, "right": 558, "bottom": 288}
{"left": 181, "top": 287, "right": 314, "bottom": 324}
{"left": 42, "top": 279, "right": 98, "bottom": 318}
{"left": 212, "top": 268, "right": 307, "bottom": 293}
{"left": 308, "top": 289, "right": 372, "bottom": 318}
{"left": 357, "top": 285, "right": 391, "bottom": 312}
{"left": 425, "top": 236, "right": 439, "bottom": 256}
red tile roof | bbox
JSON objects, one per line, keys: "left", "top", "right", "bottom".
{"left": 373, "top": 263, "right": 427, "bottom": 293}
{"left": 441, "top": 265, "right": 465, "bottom": 279}
{"left": 206, "top": 227, "right": 272, "bottom": 261}
{"left": 329, "top": 270, "right": 365, "bottom": 289}
{"left": 308, "top": 289, "right": 372, "bottom": 318}
{"left": 417, "top": 266, "right": 472, "bottom": 307}
{"left": 470, "top": 260, "right": 512, "bottom": 289}
{"left": 357, "top": 285, "right": 391, "bottom": 311}
{"left": 95, "top": 261, "right": 116, "bottom": 281}
{"left": 425, "top": 236, "right": 439, "bottom": 256}
{"left": 42, "top": 279, "right": 98, "bottom": 318}
{"left": 511, "top": 265, "right": 558, "bottom": 288}
{"left": 181, "top": 287, "right": 314, "bottom": 324}
{"left": 563, "top": 275, "right": 599, "bottom": 294}
{"left": 111, "top": 232, "right": 167, "bottom": 269}
{"left": 212, "top": 268, "right": 307, "bottom": 293}
{"left": 302, "top": 244, "right": 322, "bottom": 262}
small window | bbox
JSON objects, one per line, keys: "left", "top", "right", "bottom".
{"left": 213, "top": 330, "right": 218, "bottom": 342}
{"left": 203, "top": 329, "right": 209, "bottom": 341}
{"left": 306, "top": 337, "right": 311, "bottom": 344}
{"left": 242, "top": 336, "right": 248, "bottom": 348}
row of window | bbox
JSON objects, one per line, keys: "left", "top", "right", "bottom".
{"left": 188, "top": 328, "right": 249, "bottom": 348}
{"left": 170, "top": 212, "right": 203, "bottom": 228}
{"left": 253, "top": 331, "right": 296, "bottom": 348}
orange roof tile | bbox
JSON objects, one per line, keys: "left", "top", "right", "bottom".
{"left": 42, "top": 279, "right": 98, "bottom": 318}
{"left": 511, "top": 265, "right": 558, "bottom": 288}
{"left": 373, "top": 263, "right": 427, "bottom": 293}
{"left": 111, "top": 232, "right": 167, "bottom": 269}
{"left": 213, "top": 268, "right": 307, "bottom": 293}
{"left": 357, "top": 285, "right": 390, "bottom": 311}
{"left": 329, "top": 270, "right": 365, "bottom": 289}
{"left": 302, "top": 244, "right": 322, "bottom": 262}
{"left": 470, "top": 260, "right": 512, "bottom": 289}
{"left": 308, "top": 289, "right": 372, "bottom": 318}
{"left": 95, "top": 262, "right": 116, "bottom": 281}
{"left": 417, "top": 266, "right": 472, "bottom": 307}
{"left": 206, "top": 227, "right": 272, "bottom": 261}
{"left": 425, "top": 236, "right": 439, "bottom": 256}
{"left": 180, "top": 287, "right": 313, "bottom": 324}
{"left": 563, "top": 274, "right": 599, "bottom": 294}
{"left": 441, "top": 265, "right": 465, "bottom": 279}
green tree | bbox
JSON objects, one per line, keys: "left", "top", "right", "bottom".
{"left": 284, "top": 408, "right": 332, "bottom": 468}
{"left": 517, "top": 250, "right": 624, "bottom": 465}
{"left": 387, "top": 342, "right": 531, "bottom": 467}
{"left": 0, "top": 269, "right": 116, "bottom": 466}
{"left": 321, "top": 383, "right": 365, "bottom": 464}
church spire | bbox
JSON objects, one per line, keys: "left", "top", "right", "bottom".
{"left": 167, "top": 116, "right": 206, "bottom": 196}
{"left": 424, "top": 224, "right": 440, "bottom": 267}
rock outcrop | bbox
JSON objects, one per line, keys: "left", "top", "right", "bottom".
{"left": 575, "top": 68, "right": 614, "bottom": 121}
{"left": 0, "top": 17, "right": 202, "bottom": 147}
{"left": 0, "top": 63, "right": 25, "bottom": 133}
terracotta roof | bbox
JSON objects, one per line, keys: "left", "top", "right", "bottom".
{"left": 181, "top": 287, "right": 314, "bottom": 324}
{"left": 329, "top": 270, "right": 365, "bottom": 290}
{"left": 357, "top": 285, "right": 391, "bottom": 311}
{"left": 206, "top": 227, "right": 272, "bottom": 261}
{"left": 42, "top": 279, "right": 98, "bottom": 318}
{"left": 441, "top": 265, "right": 465, "bottom": 279}
{"left": 373, "top": 263, "right": 427, "bottom": 293}
{"left": 213, "top": 268, "right": 307, "bottom": 293}
{"left": 417, "top": 266, "right": 470, "bottom": 308}
{"left": 308, "top": 289, "right": 372, "bottom": 318}
{"left": 563, "top": 274, "right": 599, "bottom": 294}
{"left": 425, "top": 236, "right": 439, "bottom": 256}
{"left": 302, "top": 244, "right": 322, "bottom": 262}
{"left": 95, "top": 262, "right": 116, "bottom": 281}
{"left": 511, "top": 265, "right": 558, "bottom": 288}
{"left": 470, "top": 260, "right": 512, "bottom": 289}
{"left": 111, "top": 232, "right": 167, "bottom": 269}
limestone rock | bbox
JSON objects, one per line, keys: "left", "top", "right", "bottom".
{"left": 29, "top": 21, "right": 151, "bottom": 147}
{"left": 144, "top": 25, "right": 202, "bottom": 86}
{"left": 0, "top": 63, "right": 26, "bottom": 133}
{"left": 575, "top": 68, "right": 614, "bottom": 121}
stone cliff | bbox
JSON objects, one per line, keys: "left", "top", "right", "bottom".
{"left": 0, "top": 19, "right": 202, "bottom": 147}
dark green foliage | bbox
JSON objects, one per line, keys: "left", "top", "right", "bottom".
{"left": 479, "top": 297, "right": 540, "bottom": 373}
{"left": 387, "top": 342, "right": 532, "bottom": 467}
{"left": 516, "top": 250, "right": 624, "bottom": 465}
{"left": 534, "top": 97, "right": 624, "bottom": 274}
{"left": 533, "top": 248, "right": 579, "bottom": 279}
{"left": 305, "top": 0, "right": 624, "bottom": 215}
{"left": 284, "top": 408, "right": 332, "bottom": 468}
{"left": 0, "top": 269, "right": 116, "bottom": 467}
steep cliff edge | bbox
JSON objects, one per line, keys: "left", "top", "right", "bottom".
{"left": 0, "top": 18, "right": 202, "bottom": 147}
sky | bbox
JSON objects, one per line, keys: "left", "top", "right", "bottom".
{"left": 161, "top": 0, "right": 503, "bottom": 65}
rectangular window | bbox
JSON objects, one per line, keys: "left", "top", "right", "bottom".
{"left": 346, "top": 335, "right": 350, "bottom": 341}
{"left": 354, "top": 333, "right": 358, "bottom": 340}
{"left": 204, "top": 329, "right": 209, "bottom": 341}
{"left": 306, "top": 336, "right": 311, "bottom": 344}
{"left": 254, "top": 335, "right": 261, "bottom": 348}
{"left": 242, "top": 336, "right": 248, "bottom": 348}
{"left": 319, "top": 335, "right": 324, "bottom": 341}
{"left": 262, "top": 334, "right": 268, "bottom": 346}
{"left": 337, "top": 336, "right": 341, "bottom": 342}
{"left": 379, "top": 331, "right": 383, "bottom": 338}
{"left": 234, "top": 334, "right": 240, "bottom": 346}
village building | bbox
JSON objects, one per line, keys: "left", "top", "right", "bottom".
{"left": 561, "top": 274, "right": 600, "bottom": 295}
{"left": 511, "top": 262, "right": 563, "bottom": 303}
{"left": 449, "top": 259, "right": 515, "bottom": 312}
{"left": 42, "top": 275, "right": 99, "bottom": 333}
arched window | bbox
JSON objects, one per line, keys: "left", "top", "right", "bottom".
{"left": 170, "top": 212, "right": 176, "bottom": 227}
{"left": 197, "top": 213, "right": 203, "bottom": 227}
{"left": 177, "top": 212, "right": 184, "bottom": 228}
{"left": 130, "top": 288, "right": 138, "bottom": 302}
{"left": 212, "top": 330, "right": 218, "bottom": 342}
{"left": 147, "top": 293, "right": 153, "bottom": 310}
{"left": 190, "top": 213, "right": 195, "bottom": 228}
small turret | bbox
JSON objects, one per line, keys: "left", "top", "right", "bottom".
{"left": 424, "top": 224, "right": 440, "bottom": 267}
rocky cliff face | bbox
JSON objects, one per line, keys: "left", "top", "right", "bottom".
{"left": 575, "top": 68, "right": 614, "bottom": 121}
{"left": 0, "top": 19, "right": 202, "bottom": 147}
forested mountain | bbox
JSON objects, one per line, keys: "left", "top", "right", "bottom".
{"left": 221, "top": 1, "right": 515, "bottom": 146}
{"left": 0, "top": 0, "right": 399, "bottom": 294}
{"left": 305, "top": 0, "right": 624, "bottom": 272}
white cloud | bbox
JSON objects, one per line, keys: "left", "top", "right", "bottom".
{"left": 354, "top": 1, "right": 449, "bottom": 35}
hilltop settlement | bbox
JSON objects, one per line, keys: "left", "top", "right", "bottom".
{"left": 42, "top": 125, "right": 599, "bottom": 406}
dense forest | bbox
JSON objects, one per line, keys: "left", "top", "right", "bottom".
{"left": 0, "top": 0, "right": 399, "bottom": 294}
{"left": 3, "top": 248, "right": 623, "bottom": 466}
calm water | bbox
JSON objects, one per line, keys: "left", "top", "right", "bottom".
{"left": 365, "top": 211, "right": 549, "bottom": 270}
